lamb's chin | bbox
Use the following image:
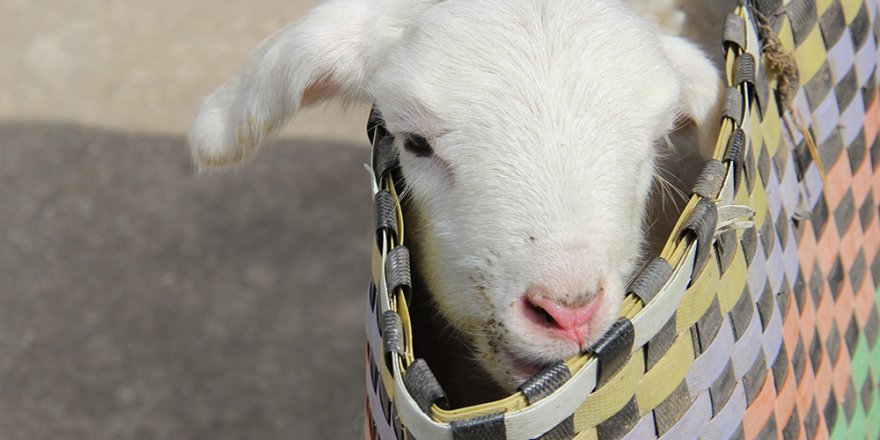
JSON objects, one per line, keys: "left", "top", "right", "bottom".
{"left": 476, "top": 345, "right": 572, "bottom": 392}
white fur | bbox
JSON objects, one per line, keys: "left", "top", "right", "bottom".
{"left": 190, "top": 0, "right": 724, "bottom": 390}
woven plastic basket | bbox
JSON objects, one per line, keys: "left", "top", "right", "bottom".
{"left": 364, "top": 1, "right": 880, "bottom": 438}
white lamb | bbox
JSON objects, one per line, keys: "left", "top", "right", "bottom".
{"left": 189, "top": 0, "right": 732, "bottom": 392}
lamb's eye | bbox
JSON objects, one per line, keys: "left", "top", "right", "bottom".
{"left": 403, "top": 134, "right": 434, "bottom": 157}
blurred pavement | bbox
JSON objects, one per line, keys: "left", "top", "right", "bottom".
{"left": 2, "top": 1, "right": 372, "bottom": 439}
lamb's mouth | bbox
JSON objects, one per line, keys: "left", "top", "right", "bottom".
{"left": 501, "top": 348, "right": 554, "bottom": 384}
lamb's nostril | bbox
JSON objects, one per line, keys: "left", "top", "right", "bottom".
{"left": 524, "top": 294, "right": 600, "bottom": 332}
{"left": 525, "top": 298, "right": 556, "bottom": 326}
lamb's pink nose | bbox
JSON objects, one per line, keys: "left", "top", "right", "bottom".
{"left": 527, "top": 295, "right": 599, "bottom": 331}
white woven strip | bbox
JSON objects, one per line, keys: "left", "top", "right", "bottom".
{"left": 392, "top": 353, "right": 602, "bottom": 439}
{"left": 855, "top": 30, "right": 878, "bottom": 82}
{"left": 747, "top": 242, "right": 769, "bottom": 301}
{"left": 701, "top": 384, "right": 747, "bottom": 440}
{"left": 392, "top": 355, "right": 452, "bottom": 439}
{"left": 732, "top": 303, "right": 763, "bottom": 377}
{"left": 842, "top": 91, "right": 868, "bottom": 145}
{"left": 502, "top": 359, "right": 598, "bottom": 438}
{"left": 686, "top": 319, "right": 736, "bottom": 398}
{"left": 658, "top": 391, "right": 711, "bottom": 440}
{"left": 827, "top": 29, "right": 857, "bottom": 84}
{"left": 761, "top": 293, "right": 785, "bottom": 366}
{"left": 812, "top": 93, "right": 844, "bottom": 145}
{"left": 366, "top": 287, "right": 384, "bottom": 380}
{"left": 631, "top": 245, "right": 699, "bottom": 349}
{"left": 780, "top": 158, "right": 801, "bottom": 219}
{"left": 765, "top": 235, "right": 786, "bottom": 294}
{"left": 783, "top": 232, "right": 802, "bottom": 292}
{"left": 621, "top": 410, "right": 655, "bottom": 440}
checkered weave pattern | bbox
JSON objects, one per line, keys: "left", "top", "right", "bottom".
{"left": 363, "top": 1, "right": 880, "bottom": 439}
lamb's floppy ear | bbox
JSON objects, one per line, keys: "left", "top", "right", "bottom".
{"left": 659, "top": 35, "right": 723, "bottom": 151}
{"left": 189, "top": 0, "right": 413, "bottom": 168}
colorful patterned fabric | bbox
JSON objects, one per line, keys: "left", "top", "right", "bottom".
{"left": 364, "top": 1, "right": 880, "bottom": 438}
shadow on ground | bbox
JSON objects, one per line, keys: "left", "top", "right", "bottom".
{"left": 0, "top": 122, "right": 373, "bottom": 439}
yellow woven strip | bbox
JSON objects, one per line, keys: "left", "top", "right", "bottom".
{"left": 660, "top": 198, "right": 700, "bottom": 260}
{"left": 714, "top": 119, "right": 736, "bottom": 163}
{"left": 382, "top": 352, "right": 396, "bottom": 398}
{"left": 794, "top": 27, "right": 827, "bottom": 82}
{"left": 432, "top": 357, "right": 595, "bottom": 422}
{"left": 573, "top": 428, "right": 598, "bottom": 440}
{"left": 396, "top": 294, "right": 415, "bottom": 364}
{"left": 841, "top": 0, "right": 864, "bottom": 23}
{"left": 735, "top": 172, "right": 754, "bottom": 207}
{"left": 724, "top": 40, "right": 738, "bottom": 89}
{"left": 778, "top": 15, "right": 797, "bottom": 53}
{"left": 635, "top": 329, "right": 697, "bottom": 412}
{"left": 572, "top": 349, "right": 645, "bottom": 431}
{"left": 760, "top": 99, "right": 782, "bottom": 159}
{"left": 432, "top": 387, "right": 528, "bottom": 422}
{"left": 748, "top": 108, "right": 765, "bottom": 157}
{"left": 620, "top": 294, "right": 645, "bottom": 319}
{"left": 816, "top": 0, "right": 835, "bottom": 15}
{"left": 716, "top": 249, "right": 749, "bottom": 314}
{"left": 676, "top": 249, "right": 722, "bottom": 333}
{"left": 748, "top": 176, "right": 769, "bottom": 230}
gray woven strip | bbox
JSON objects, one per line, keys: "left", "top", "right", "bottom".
{"left": 374, "top": 190, "right": 398, "bottom": 246}
{"left": 825, "top": 323, "right": 841, "bottom": 365}
{"left": 535, "top": 416, "right": 574, "bottom": 440}
{"left": 596, "top": 397, "right": 640, "bottom": 439}
{"left": 804, "top": 401, "right": 820, "bottom": 439}
{"left": 695, "top": 297, "right": 723, "bottom": 353}
{"left": 385, "top": 246, "right": 412, "bottom": 299}
{"left": 843, "top": 379, "right": 857, "bottom": 422}
{"left": 647, "top": 315, "right": 677, "bottom": 370}
{"left": 822, "top": 386, "right": 838, "bottom": 431}
{"left": 754, "top": 0, "right": 782, "bottom": 19}
{"left": 404, "top": 359, "right": 449, "bottom": 414}
{"left": 725, "top": 128, "right": 746, "bottom": 189}
{"left": 587, "top": 317, "right": 634, "bottom": 386}
{"left": 709, "top": 360, "right": 737, "bottom": 415}
{"left": 654, "top": 380, "right": 692, "bottom": 436}
{"left": 786, "top": 0, "right": 818, "bottom": 45}
{"left": 373, "top": 135, "right": 398, "bottom": 182}
{"left": 722, "top": 87, "right": 743, "bottom": 125}
{"left": 382, "top": 310, "right": 404, "bottom": 356}
{"left": 723, "top": 13, "right": 746, "bottom": 49}
{"left": 681, "top": 198, "right": 718, "bottom": 279}
{"left": 734, "top": 53, "right": 756, "bottom": 86}
{"left": 783, "top": 409, "right": 802, "bottom": 439}
{"left": 450, "top": 412, "right": 506, "bottom": 440}
{"left": 744, "top": 141, "right": 756, "bottom": 193}
{"left": 755, "top": 63, "right": 770, "bottom": 116}
{"left": 518, "top": 360, "right": 571, "bottom": 404}
{"left": 804, "top": 62, "right": 832, "bottom": 109}
{"left": 756, "top": 282, "right": 776, "bottom": 329}
{"left": 742, "top": 352, "right": 768, "bottom": 405}
{"left": 714, "top": 229, "right": 737, "bottom": 275}
{"left": 729, "top": 288, "right": 755, "bottom": 341}
{"left": 860, "top": 376, "right": 873, "bottom": 415}
{"left": 692, "top": 160, "right": 726, "bottom": 199}
{"left": 628, "top": 257, "right": 672, "bottom": 304}
{"left": 367, "top": 106, "right": 387, "bottom": 145}
{"left": 771, "top": 344, "right": 789, "bottom": 393}
{"left": 850, "top": 3, "right": 871, "bottom": 49}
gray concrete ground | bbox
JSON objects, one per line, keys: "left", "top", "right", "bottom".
{"left": 2, "top": 1, "right": 374, "bottom": 438}
{"left": 1, "top": 123, "right": 372, "bottom": 439}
